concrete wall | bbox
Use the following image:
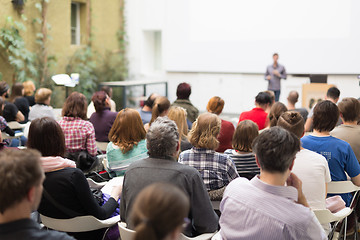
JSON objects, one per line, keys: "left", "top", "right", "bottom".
{"left": 124, "top": 0, "right": 360, "bottom": 115}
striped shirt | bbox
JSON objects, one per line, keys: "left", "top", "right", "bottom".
{"left": 224, "top": 149, "right": 260, "bottom": 180}
{"left": 178, "top": 147, "right": 239, "bottom": 191}
{"left": 219, "top": 177, "right": 326, "bottom": 240}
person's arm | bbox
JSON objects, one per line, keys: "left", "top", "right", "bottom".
{"left": 3, "top": 126, "right": 15, "bottom": 136}
{"left": 71, "top": 169, "right": 119, "bottom": 220}
{"left": 15, "top": 110, "right": 24, "bottom": 122}
{"left": 226, "top": 156, "right": 240, "bottom": 181}
{"left": 86, "top": 122, "right": 98, "bottom": 156}
{"left": 190, "top": 171, "right": 219, "bottom": 234}
{"left": 351, "top": 174, "right": 360, "bottom": 186}
{"left": 265, "top": 67, "right": 271, "bottom": 80}
{"left": 280, "top": 66, "right": 287, "bottom": 79}
{"left": 286, "top": 172, "right": 309, "bottom": 207}
{"left": 344, "top": 146, "right": 360, "bottom": 186}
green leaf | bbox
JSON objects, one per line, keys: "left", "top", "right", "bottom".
{"left": 35, "top": 3, "right": 42, "bottom": 11}
{"left": 36, "top": 33, "right": 44, "bottom": 39}
{"left": 21, "top": 14, "right": 27, "bottom": 21}
{"left": 0, "top": 40, "right": 5, "bottom": 48}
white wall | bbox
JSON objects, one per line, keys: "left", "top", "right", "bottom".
{"left": 124, "top": 0, "right": 360, "bottom": 115}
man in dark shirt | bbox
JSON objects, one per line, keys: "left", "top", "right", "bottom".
{"left": 0, "top": 81, "right": 24, "bottom": 122}
{"left": 120, "top": 117, "right": 218, "bottom": 237}
{"left": 0, "top": 149, "right": 74, "bottom": 240}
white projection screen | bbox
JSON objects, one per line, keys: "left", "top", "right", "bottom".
{"left": 163, "top": 0, "right": 360, "bottom": 74}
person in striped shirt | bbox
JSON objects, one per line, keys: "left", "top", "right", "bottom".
{"left": 225, "top": 120, "right": 260, "bottom": 180}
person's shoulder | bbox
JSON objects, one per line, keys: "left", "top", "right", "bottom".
{"left": 224, "top": 177, "right": 250, "bottom": 195}
{"left": 36, "top": 229, "right": 75, "bottom": 240}
{"left": 298, "top": 149, "right": 327, "bottom": 164}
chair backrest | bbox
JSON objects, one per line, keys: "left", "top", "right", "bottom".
{"left": 40, "top": 214, "right": 120, "bottom": 232}
{"left": 327, "top": 181, "right": 360, "bottom": 194}
{"left": 118, "top": 222, "right": 216, "bottom": 240}
{"left": 86, "top": 178, "right": 107, "bottom": 190}
{"left": 313, "top": 208, "right": 352, "bottom": 225}
{"left": 7, "top": 121, "right": 26, "bottom": 130}
{"left": 211, "top": 231, "right": 222, "bottom": 240}
{"left": 96, "top": 141, "right": 108, "bottom": 152}
{"left": 118, "top": 222, "right": 136, "bottom": 240}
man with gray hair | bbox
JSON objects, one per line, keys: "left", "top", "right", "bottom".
{"left": 120, "top": 117, "right": 218, "bottom": 237}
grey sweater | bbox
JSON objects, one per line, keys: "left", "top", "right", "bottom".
{"left": 120, "top": 157, "right": 219, "bottom": 237}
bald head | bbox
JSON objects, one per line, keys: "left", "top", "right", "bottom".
{"left": 287, "top": 91, "right": 299, "bottom": 105}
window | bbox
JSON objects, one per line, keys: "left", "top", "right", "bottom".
{"left": 71, "top": 2, "right": 80, "bottom": 45}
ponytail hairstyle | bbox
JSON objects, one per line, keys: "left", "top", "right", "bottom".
{"left": 149, "top": 96, "right": 170, "bottom": 126}
{"left": 168, "top": 106, "right": 188, "bottom": 142}
{"left": 91, "top": 91, "right": 108, "bottom": 113}
{"left": 130, "top": 183, "right": 190, "bottom": 240}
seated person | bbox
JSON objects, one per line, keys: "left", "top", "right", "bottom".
{"left": 28, "top": 88, "right": 55, "bottom": 121}
{"left": 23, "top": 80, "right": 36, "bottom": 107}
{"left": 277, "top": 111, "right": 331, "bottom": 232}
{"left": 331, "top": 97, "right": 360, "bottom": 162}
{"left": 0, "top": 97, "right": 15, "bottom": 137}
{"left": 286, "top": 90, "right": 308, "bottom": 122}
{"left": 107, "top": 108, "right": 148, "bottom": 176}
{"left": 27, "top": 117, "right": 122, "bottom": 240}
{"left": 58, "top": 92, "right": 97, "bottom": 158}
{"left": 301, "top": 100, "right": 360, "bottom": 206}
{"left": 0, "top": 81, "right": 24, "bottom": 123}
{"left": 206, "top": 96, "right": 235, "bottom": 153}
{"left": 268, "top": 101, "right": 287, "bottom": 127}
{"left": 225, "top": 120, "right": 260, "bottom": 180}
{"left": 219, "top": 127, "right": 326, "bottom": 239}
{"left": 144, "top": 96, "right": 170, "bottom": 131}
{"left": 120, "top": 117, "right": 218, "bottom": 237}
{"left": 238, "top": 92, "right": 271, "bottom": 130}
{"left": 168, "top": 106, "right": 192, "bottom": 153}
{"left": 129, "top": 183, "right": 189, "bottom": 240}
{"left": 9, "top": 83, "right": 29, "bottom": 123}
{"left": 0, "top": 148, "right": 74, "bottom": 240}
{"left": 87, "top": 86, "right": 116, "bottom": 118}
{"left": 172, "top": 82, "right": 199, "bottom": 123}
{"left": 179, "top": 113, "right": 239, "bottom": 198}
{"left": 89, "top": 91, "right": 117, "bottom": 142}
{"left": 137, "top": 93, "right": 159, "bottom": 125}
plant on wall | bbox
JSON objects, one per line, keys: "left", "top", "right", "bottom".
{"left": 0, "top": 15, "right": 38, "bottom": 83}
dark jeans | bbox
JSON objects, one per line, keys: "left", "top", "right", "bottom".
{"left": 274, "top": 90, "right": 281, "bottom": 102}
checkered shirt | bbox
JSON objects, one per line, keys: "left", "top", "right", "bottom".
{"left": 179, "top": 147, "right": 239, "bottom": 191}
{"left": 0, "top": 116, "right": 8, "bottom": 131}
{"left": 58, "top": 116, "right": 97, "bottom": 156}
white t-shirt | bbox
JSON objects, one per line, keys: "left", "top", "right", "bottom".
{"left": 292, "top": 149, "right": 331, "bottom": 210}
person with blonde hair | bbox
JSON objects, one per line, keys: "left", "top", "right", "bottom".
{"left": 224, "top": 120, "right": 260, "bottom": 180}
{"left": 107, "top": 108, "right": 147, "bottom": 176}
{"left": 23, "top": 80, "right": 36, "bottom": 106}
{"left": 144, "top": 96, "right": 170, "bottom": 131}
{"left": 206, "top": 96, "right": 235, "bottom": 152}
{"left": 130, "top": 183, "right": 190, "bottom": 240}
{"left": 28, "top": 88, "right": 55, "bottom": 121}
{"left": 168, "top": 106, "right": 192, "bottom": 152}
{"left": 179, "top": 113, "right": 239, "bottom": 196}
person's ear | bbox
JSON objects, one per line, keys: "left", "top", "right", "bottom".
{"left": 27, "top": 186, "right": 36, "bottom": 203}
{"left": 255, "top": 155, "right": 261, "bottom": 168}
{"left": 289, "top": 157, "right": 295, "bottom": 171}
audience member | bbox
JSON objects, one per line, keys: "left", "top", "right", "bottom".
{"left": 238, "top": 91, "right": 271, "bottom": 130}
{"left": 219, "top": 127, "right": 326, "bottom": 239}
{"left": 58, "top": 92, "right": 97, "bottom": 157}
{"left": 10, "top": 83, "right": 29, "bottom": 123}
{"left": 0, "top": 81, "right": 24, "bottom": 123}
{"left": 265, "top": 53, "right": 287, "bottom": 102}
{"left": 144, "top": 96, "right": 170, "bottom": 131}
{"left": 331, "top": 97, "right": 360, "bottom": 162}
{"left": 287, "top": 90, "right": 308, "bottom": 121}
{"left": 179, "top": 113, "right": 239, "bottom": 199}
{"left": 172, "top": 82, "right": 199, "bottom": 123}
{"left": 27, "top": 117, "right": 121, "bottom": 240}
{"left": 168, "top": 106, "right": 192, "bottom": 152}
{"left": 0, "top": 97, "right": 15, "bottom": 137}
{"left": 87, "top": 86, "right": 116, "bottom": 118}
{"left": 120, "top": 117, "right": 218, "bottom": 237}
{"left": 301, "top": 100, "right": 360, "bottom": 206}
{"left": 263, "top": 90, "right": 275, "bottom": 113}
{"left": 206, "top": 96, "right": 235, "bottom": 152}
{"left": 89, "top": 91, "right": 117, "bottom": 142}
{"left": 22, "top": 80, "right": 36, "bottom": 107}
{"left": 305, "top": 87, "right": 341, "bottom": 132}
{"left": 130, "top": 183, "right": 190, "bottom": 240}
{"left": 28, "top": 88, "right": 55, "bottom": 121}
{"left": 224, "top": 120, "right": 260, "bottom": 180}
{"left": 107, "top": 108, "right": 147, "bottom": 176}
{"left": 268, "top": 101, "right": 287, "bottom": 127}
{"left": 0, "top": 148, "right": 75, "bottom": 240}
{"left": 277, "top": 111, "right": 331, "bottom": 232}
{"left": 137, "top": 93, "right": 159, "bottom": 125}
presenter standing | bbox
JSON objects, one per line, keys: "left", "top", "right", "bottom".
{"left": 265, "top": 53, "right": 287, "bottom": 102}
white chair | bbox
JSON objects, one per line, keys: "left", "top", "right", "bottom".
{"left": 7, "top": 121, "right": 26, "bottom": 130}
{"left": 211, "top": 231, "right": 222, "bottom": 240}
{"left": 118, "top": 222, "right": 216, "bottom": 240}
{"left": 326, "top": 181, "right": 360, "bottom": 239}
{"left": 40, "top": 214, "right": 120, "bottom": 232}
{"left": 96, "top": 141, "right": 108, "bottom": 153}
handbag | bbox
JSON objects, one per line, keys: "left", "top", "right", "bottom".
{"left": 66, "top": 150, "right": 99, "bottom": 173}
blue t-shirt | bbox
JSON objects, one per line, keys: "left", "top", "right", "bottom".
{"left": 301, "top": 135, "right": 360, "bottom": 206}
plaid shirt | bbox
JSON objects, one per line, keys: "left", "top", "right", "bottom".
{"left": 0, "top": 116, "right": 8, "bottom": 131}
{"left": 58, "top": 116, "right": 97, "bottom": 156}
{"left": 179, "top": 147, "right": 239, "bottom": 191}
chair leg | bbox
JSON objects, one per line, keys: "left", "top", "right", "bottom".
{"left": 344, "top": 218, "right": 347, "bottom": 240}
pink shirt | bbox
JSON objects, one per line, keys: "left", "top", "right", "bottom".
{"left": 58, "top": 116, "right": 97, "bottom": 156}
